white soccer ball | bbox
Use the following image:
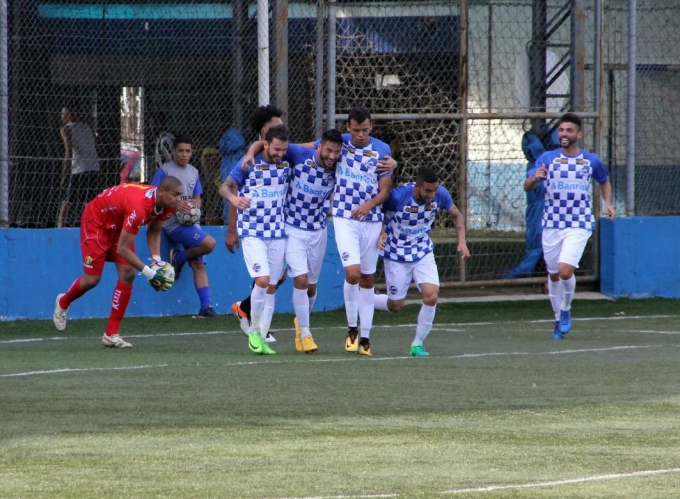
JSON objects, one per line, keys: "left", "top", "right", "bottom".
{"left": 176, "top": 202, "right": 201, "bottom": 226}
{"left": 150, "top": 260, "right": 175, "bottom": 290}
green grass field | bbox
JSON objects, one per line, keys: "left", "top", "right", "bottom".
{"left": 1, "top": 298, "right": 679, "bottom": 498}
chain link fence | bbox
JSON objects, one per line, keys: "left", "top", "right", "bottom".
{"left": 3, "top": 0, "right": 680, "bottom": 285}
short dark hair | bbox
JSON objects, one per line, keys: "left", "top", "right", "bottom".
{"left": 173, "top": 134, "right": 193, "bottom": 149}
{"left": 416, "top": 167, "right": 439, "bottom": 185}
{"left": 250, "top": 104, "right": 284, "bottom": 135}
{"left": 347, "top": 107, "right": 372, "bottom": 126}
{"left": 159, "top": 175, "right": 182, "bottom": 191}
{"left": 264, "top": 123, "right": 290, "bottom": 143}
{"left": 559, "top": 112, "right": 582, "bottom": 130}
{"left": 320, "top": 128, "right": 343, "bottom": 146}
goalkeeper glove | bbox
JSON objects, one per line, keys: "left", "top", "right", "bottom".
{"left": 142, "top": 264, "right": 174, "bottom": 291}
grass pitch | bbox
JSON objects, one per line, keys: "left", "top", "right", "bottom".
{"left": 1, "top": 298, "right": 679, "bottom": 498}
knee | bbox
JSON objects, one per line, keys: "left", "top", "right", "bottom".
{"left": 422, "top": 293, "right": 439, "bottom": 307}
{"left": 387, "top": 300, "right": 404, "bottom": 313}
{"left": 80, "top": 275, "right": 101, "bottom": 290}
{"left": 201, "top": 236, "right": 216, "bottom": 254}
{"left": 345, "top": 268, "right": 361, "bottom": 285}
{"left": 119, "top": 267, "right": 137, "bottom": 284}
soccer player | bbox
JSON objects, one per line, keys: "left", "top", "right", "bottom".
{"left": 220, "top": 124, "right": 291, "bottom": 355}
{"left": 151, "top": 134, "right": 218, "bottom": 318}
{"left": 229, "top": 105, "right": 285, "bottom": 342}
{"left": 524, "top": 112, "right": 615, "bottom": 339}
{"left": 375, "top": 167, "right": 470, "bottom": 356}
{"left": 242, "top": 129, "right": 344, "bottom": 353}
{"left": 333, "top": 107, "right": 393, "bottom": 356}
{"left": 58, "top": 106, "right": 100, "bottom": 227}
{"left": 52, "top": 178, "right": 183, "bottom": 348}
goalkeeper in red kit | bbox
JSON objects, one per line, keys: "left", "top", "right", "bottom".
{"left": 52, "top": 177, "right": 183, "bottom": 348}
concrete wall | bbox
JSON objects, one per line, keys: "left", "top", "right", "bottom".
{"left": 600, "top": 217, "right": 680, "bottom": 298}
{"left": 0, "top": 226, "right": 347, "bottom": 321}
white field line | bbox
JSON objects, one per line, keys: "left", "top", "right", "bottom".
{"left": 442, "top": 467, "right": 680, "bottom": 495}
{"left": 2, "top": 313, "right": 678, "bottom": 345}
{"left": 0, "top": 344, "right": 667, "bottom": 378}
{"left": 270, "top": 468, "right": 680, "bottom": 499}
{"left": 624, "top": 330, "right": 680, "bottom": 335}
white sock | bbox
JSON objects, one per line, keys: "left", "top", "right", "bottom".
{"left": 374, "top": 293, "right": 390, "bottom": 311}
{"left": 358, "top": 287, "right": 375, "bottom": 339}
{"left": 249, "top": 285, "right": 267, "bottom": 332}
{"left": 547, "top": 277, "right": 562, "bottom": 320}
{"left": 259, "top": 292, "right": 275, "bottom": 337}
{"left": 414, "top": 303, "right": 436, "bottom": 345}
{"left": 560, "top": 275, "right": 576, "bottom": 311}
{"left": 308, "top": 291, "right": 317, "bottom": 313}
{"left": 344, "top": 281, "right": 359, "bottom": 328}
{"left": 293, "top": 287, "right": 311, "bottom": 338}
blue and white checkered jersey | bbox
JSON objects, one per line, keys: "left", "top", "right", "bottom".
{"left": 528, "top": 148, "right": 609, "bottom": 231}
{"left": 151, "top": 161, "right": 203, "bottom": 233}
{"left": 382, "top": 183, "right": 453, "bottom": 263}
{"left": 330, "top": 134, "right": 392, "bottom": 222}
{"left": 283, "top": 144, "right": 335, "bottom": 231}
{"left": 228, "top": 153, "right": 291, "bottom": 239}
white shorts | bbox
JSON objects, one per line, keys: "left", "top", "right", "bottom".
{"left": 241, "top": 237, "right": 287, "bottom": 285}
{"left": 383, "top": 252, "right": 439, "bottom": 300}
{"left": 333, "top": 217, "right": 382, "bottom": 274}
{"left": 285, "top": 225, "right": 327, "bottom": 284}
{"left": 542, "top": 227, "right": 592, "bottom": 274}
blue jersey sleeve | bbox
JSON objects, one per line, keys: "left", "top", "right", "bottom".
{"left": 284, "top": 143, "right": 313, "bottom": 165}
{"left": 150, "top": 167, "right": 167, "bottom": 187}
{"left": 386, "top": 184, "right": 413, "bottom": 212}
{"left": 586, "top": 152, "right": 609, "bottom": 184}
{"left": 193, "top": 175, "right": 204, "bottom": 196}
{"left": 227, "top": 157, "right": 248, "bottom": 187}
{"left": 435, "top": 186, "right": 454, "bottom": 211}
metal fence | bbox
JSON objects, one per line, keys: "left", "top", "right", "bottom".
{"left": 2, "top": 0, "right": 679, "bottom": 285}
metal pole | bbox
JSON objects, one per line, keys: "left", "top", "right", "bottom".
{"left": 315, "top": 0, "right": 325, "bottom": 136}
{"left": 0, "top": 0, "right": 8, "bottom": 226}
{"left": 326, "top": 0, "right": 336, "bottom": 129}
{"left": 529, "top": 0, "right": 547, "bottom": 137}
{"left": 592, "top": 0, "right": 604, "bottom": 283}
{"left": 593, "top": 0, "right": 603, "bottom": 155}
{"left": 257, "top": 0, "right": 270, "bottom": 105}
{"left": 571, "top": 0, "right": 586, "bottom": 112}
{"left": 626, "top": 0, "right": 636, "bottom": 215}
{"left": 233, "top": 0, "right": 246, "bottom": 132}
{"left": 458, "top": 0, "right": 469, "bottom": 283}
{"left": 275, "top": 0, "right": 288, "bottom": 113}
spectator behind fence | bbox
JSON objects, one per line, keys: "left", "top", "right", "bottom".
{"left": 58, "top": 106, "right": 101, "bottom": 228}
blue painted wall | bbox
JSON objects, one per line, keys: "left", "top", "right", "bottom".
{"left": 600, "top": 217, "right": 680, "bottom": 298}
{"left": 0, "top": 225, "right": 347, "bottom": 321}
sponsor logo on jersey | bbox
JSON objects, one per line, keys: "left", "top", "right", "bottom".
{"left": 85, "top": 256, "right": 93, "bottom": 266}
{"left": 126, "top": 209, "right": 138, "bottom": 228}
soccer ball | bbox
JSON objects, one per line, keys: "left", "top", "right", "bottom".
{"left": 150, "top": 260, "right": 175, "bottom": 290}
{"left": 176, "top": 202, "right": 201, "bottom": 226}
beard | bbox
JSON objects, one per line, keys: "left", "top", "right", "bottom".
{"left": 560, "top": 136, "right": 577, "bottom": 148}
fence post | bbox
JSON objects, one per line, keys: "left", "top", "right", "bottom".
{"left": 326, "top": 0, "right": 336, "bottom": 129}
{"left": 0, "top": 0, "right": 8, "bottom": 226}
{"left": 458, "top": 0, "right": 469, "bottom": 283}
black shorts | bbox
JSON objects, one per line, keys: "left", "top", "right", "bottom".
{"left": 64, "top": 171, "right": 100, "bottom": 205}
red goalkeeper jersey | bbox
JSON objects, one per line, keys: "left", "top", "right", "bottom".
{"left": 83, "top": 183, "right": 174, "bottom": 235}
